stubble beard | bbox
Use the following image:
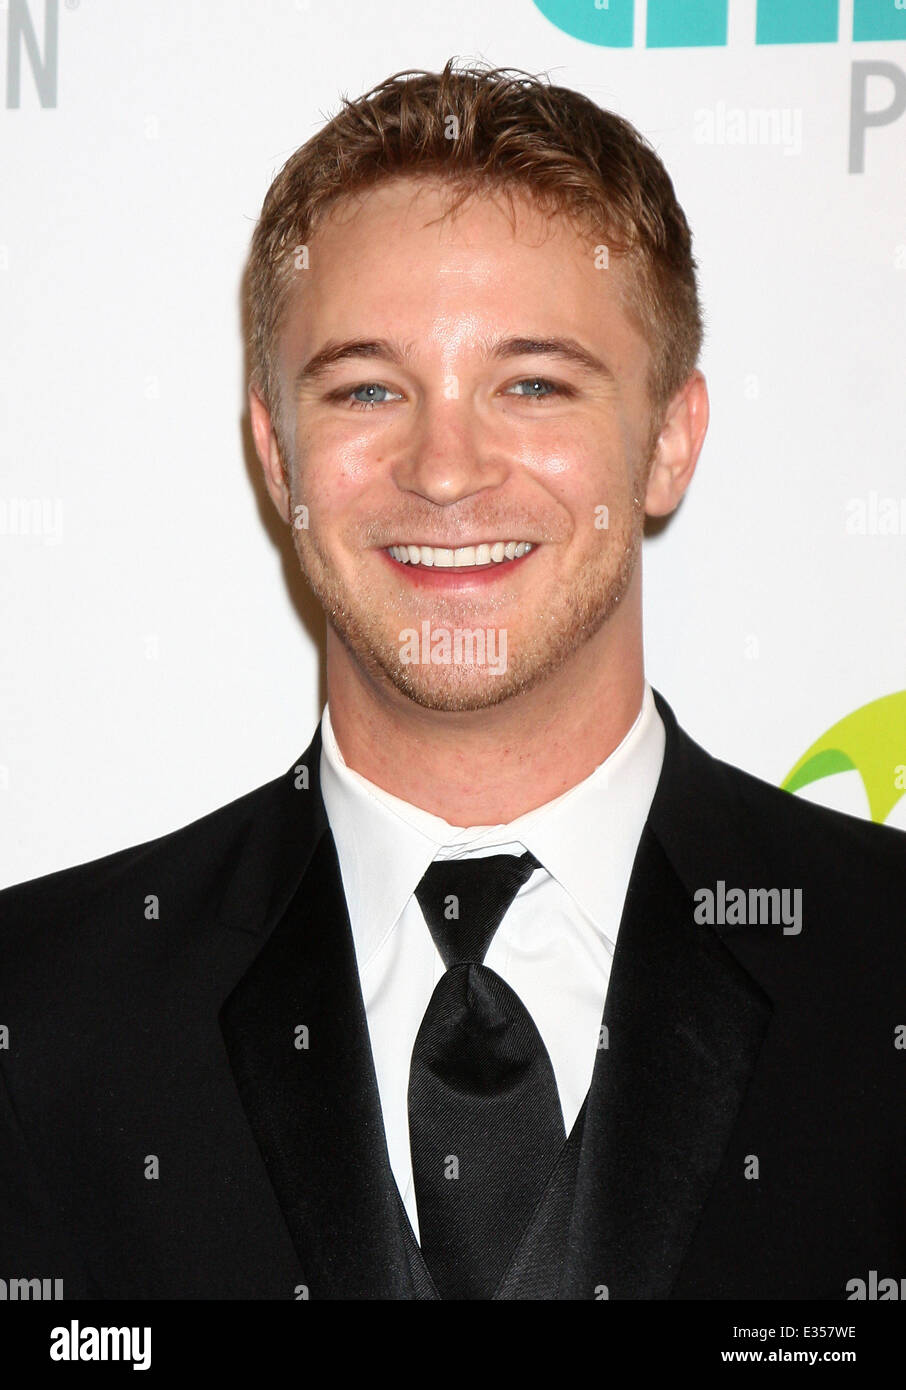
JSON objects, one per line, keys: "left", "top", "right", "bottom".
{"left": 289, "top": 489, "right": 646, "bottom": 715}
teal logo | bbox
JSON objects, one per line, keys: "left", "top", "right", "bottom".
{"left": 532, "top": 0, "right": 906, "bottom": 48}
{"left": 782, "top": 692, "right": 906, "bottom": 825}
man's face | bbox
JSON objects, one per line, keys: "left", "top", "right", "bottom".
{"left": 264, "top": 177, "right": 664, "bottom": 712}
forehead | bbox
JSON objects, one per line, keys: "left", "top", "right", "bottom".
{"left": 305, "top": 176, "right": 599, "bottom": 291}
{"left": 314, "top": 175, "right": 566, "bottom": 244}
{"left": 277, "top": 176, "right": 647, "bottom": 371}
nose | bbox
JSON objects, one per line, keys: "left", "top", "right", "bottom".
{"left": 391, "top": 395, "right": 510, "bottom": 507}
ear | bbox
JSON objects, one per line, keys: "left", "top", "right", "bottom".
{"left": 249, "top": 386, "right": 292, "bottom": 524}
{"left": 644, "top": 370, "right": 709, "bottom": 518}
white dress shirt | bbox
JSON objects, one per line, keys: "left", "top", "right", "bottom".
{"left": 319, "top": 683, "right": 666, "bottom": 1239}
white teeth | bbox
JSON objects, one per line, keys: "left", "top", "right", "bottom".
{"left": 387, "top": 541, "right": 534, "bottom": 568}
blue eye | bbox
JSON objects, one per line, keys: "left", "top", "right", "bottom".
{"left": 332, "top": 377, "right": 571, "bottom": 410}
{"left": 347, "top": 383, "right": 402, "bottom": 409}
{"left": 507, "top": 378, "right": 567, "bottom": 399}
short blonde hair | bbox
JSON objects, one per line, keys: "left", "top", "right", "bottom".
{"left": 246, "top": 58, "right": 704, "bottom": 439}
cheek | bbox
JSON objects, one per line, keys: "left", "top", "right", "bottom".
{"left": 293, "top": 426, "right": 378, "bottom": 517}
{"left": 516, "top": 429, "right": 629, "bottom": 518}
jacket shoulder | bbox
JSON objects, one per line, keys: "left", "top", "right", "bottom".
{"left": 714, "top": 750, "right": 906, "bottom": 871}
{"left": 0, "top": 759, "right": 310, "bottom": 940}
{"left": 651, "top": 693, "right": 906, "bottom": 899}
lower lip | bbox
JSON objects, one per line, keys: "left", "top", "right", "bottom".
{"left": 379, "top": 546, "right": 538, "bottom": 588}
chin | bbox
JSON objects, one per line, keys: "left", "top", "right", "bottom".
{"left": 390, "top": 674, "right": 525, "bottom": 713}
{"left": 377, "top": 644, "right": 568, "bottom": 713}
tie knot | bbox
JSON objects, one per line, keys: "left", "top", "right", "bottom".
{"left": 413, "top": 849, "right": 540, "bottom": 968}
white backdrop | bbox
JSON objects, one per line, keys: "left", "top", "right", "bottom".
{"left": 2, "top": 0, "right": 905, "bottom": 886}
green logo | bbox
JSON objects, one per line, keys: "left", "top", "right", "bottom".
{"left": 531, "top": 0, "right": 906, "bottom": 48}
{"left": 782, "top": 691, "right": 906, "bottom": 824}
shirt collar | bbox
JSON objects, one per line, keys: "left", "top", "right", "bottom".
{"left": 319, "top": 683, "right": 665, "bottom": 967}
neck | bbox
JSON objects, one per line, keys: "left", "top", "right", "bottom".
{"left": 325, "top": 596, "right": 645, "bottom": 826}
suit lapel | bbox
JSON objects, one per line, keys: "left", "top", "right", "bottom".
{"left": 561, "top": 695, "right": 775, "bottom": 1300}
{"left": 216, "top": 695, "right": 775, "bottom": 1301}
{"left": 217, "top": 732, "right": 422, "bottom": 1299}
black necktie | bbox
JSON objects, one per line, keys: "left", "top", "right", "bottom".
{"left": 407, "top": 850, "right": 567, "bottom": 1299}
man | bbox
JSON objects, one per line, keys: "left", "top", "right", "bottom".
{"left": 1, "top": 60, "right": 904, "bottom": 1302}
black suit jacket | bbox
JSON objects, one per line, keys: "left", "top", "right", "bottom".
{"left": 1, "top": 691, "right": 904, "bottom": 1299}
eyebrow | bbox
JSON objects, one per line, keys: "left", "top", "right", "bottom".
{"left": 292, "top": 334, "right": 614, "bottom": 394}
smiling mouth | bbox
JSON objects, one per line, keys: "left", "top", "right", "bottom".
{"left": 386, "top": 541, "right": 534, "bottom": 569}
